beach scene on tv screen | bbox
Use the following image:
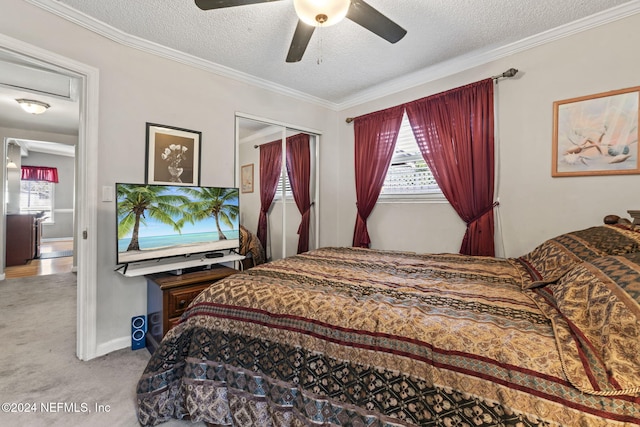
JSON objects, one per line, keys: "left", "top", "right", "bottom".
{"left": 116, "top": 184, "right": 239, "bottom": 264}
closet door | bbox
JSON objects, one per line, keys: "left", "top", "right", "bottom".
{"left": 235, "top": 115, "right": 319, "bottom": 262}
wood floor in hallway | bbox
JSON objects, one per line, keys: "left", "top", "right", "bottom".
{"left": 4, "top": 240, "right": 74, "bottom": 279}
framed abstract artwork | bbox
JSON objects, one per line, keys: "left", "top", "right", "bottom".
{"left": 145, "top": 123, "right": 201, "bottom": 186}
{"left": 552, "top": 86, "right": 640, "bottom": 177}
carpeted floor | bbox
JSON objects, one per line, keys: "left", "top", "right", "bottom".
{"left": 0, "top": 273, "right": 205, "bottom": 427}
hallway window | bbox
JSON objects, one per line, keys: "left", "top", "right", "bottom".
{"left": 20, "top": 180, "right": 54, "bottom": 223}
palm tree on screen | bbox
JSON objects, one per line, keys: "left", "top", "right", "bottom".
{"left": 180, "top": 187, "right": 239, "bottom": 240}
{"left": 117, "top": 184, "right": 189, "bottom": 251}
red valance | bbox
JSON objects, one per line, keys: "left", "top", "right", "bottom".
{"left": 21, "top": 166, "right": 59, "bottom": 183}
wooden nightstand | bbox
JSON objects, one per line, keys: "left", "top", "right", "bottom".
{"left": 145, "top": 266, "right": 237, "bottom": 353}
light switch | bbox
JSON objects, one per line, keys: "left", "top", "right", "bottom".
{"left": 102, "top": 186, "right": 113, "bottom": 202}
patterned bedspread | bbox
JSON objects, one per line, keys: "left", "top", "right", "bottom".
{"left": 136, "top": 247, "right": 640, "bottom": 426}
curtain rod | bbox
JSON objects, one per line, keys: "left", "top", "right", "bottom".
{"left": 492, "top": 67, "right": 519, "bottom": 80}
{"left": 345, "top": 68, "right": 519, "bottom": 124}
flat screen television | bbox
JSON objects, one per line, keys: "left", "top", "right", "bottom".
{"left": 116, "top": 183, "right": 240, "bottom": 265}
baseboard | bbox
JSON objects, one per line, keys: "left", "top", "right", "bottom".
{"left": 95, "top": 336, "right": 131, "bottom": 357}
{"left": 0, "top": 273, "right": 5, "bottom": 281}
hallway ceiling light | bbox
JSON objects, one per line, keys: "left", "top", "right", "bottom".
{"left": 16, "top": 98, "right": 50, "bottom": 115}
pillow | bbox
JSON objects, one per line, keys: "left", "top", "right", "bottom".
{"left": 517, "top": 223, "right": 640, "bottom": 289}
{"left": 531, "top": 253, "right": 640, "bottom": 396}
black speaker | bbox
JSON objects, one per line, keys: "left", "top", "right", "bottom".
{"left": 131, "top": 315, "right": 147, "bottom": 350}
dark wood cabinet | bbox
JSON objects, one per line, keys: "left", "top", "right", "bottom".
{"left": 145, "top": 266, "right": 237, "bottom": 353}
{"left": 5, "top": 214, "right": 42, "bottom": 266}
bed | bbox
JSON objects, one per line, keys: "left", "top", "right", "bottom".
{"left": 137, "top": 219, "right": 640, "bottom": 426}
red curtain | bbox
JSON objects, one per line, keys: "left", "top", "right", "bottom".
{"left": 405, "top": 79, "right": 497, "bottom": 256}
{"left": 285, "top": 133, "right": 312, "bottom": 254}
{"left": 352, "top": 105, "right": 405, "bottom": 248}
{"left": 21, "top": 166, "right": 59, "bottom": 183}
{"left": 257, "top": 140, "right": 283, "bottom": 253}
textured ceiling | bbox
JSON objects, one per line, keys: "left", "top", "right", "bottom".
{"left": 42, "top": 0, "right": 636, "bottom": 106}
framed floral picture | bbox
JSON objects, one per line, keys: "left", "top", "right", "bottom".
{"left": 241, "top": 163, "right": 254, "bottom": 193}
{"left": 553, "top": 86, "right": 640, "bottom": 177}
{"left": 145, "top": 123, "right": 201, "bottom": 186}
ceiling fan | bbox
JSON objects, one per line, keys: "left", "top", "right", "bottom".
{"left": 194, "top": 0, "right": 407, "bottom": 63}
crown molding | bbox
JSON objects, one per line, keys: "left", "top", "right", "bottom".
{"left": 25, "top": 0, "right": 337, "bottom": 110}
{"left": 26, "top": 0, "right": 640, "bottom": 112}
{"left": 335, "top": 0, "right": 640, "bottom": 109}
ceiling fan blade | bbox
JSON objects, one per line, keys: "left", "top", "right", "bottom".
{"left": 346, "top": 0, "right": 407, "bottom": 44}
{"left": 286, "top": 20, "right": 315, "bottom": 63}
{"left": 194, "top": 0, "right": 282, "bottom": 11}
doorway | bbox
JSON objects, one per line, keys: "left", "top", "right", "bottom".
{"left": 3, "top": 139, "right": 76, "bottom": 279}
{"left": 0, "top": 33, "right": 99, "bottom": 361}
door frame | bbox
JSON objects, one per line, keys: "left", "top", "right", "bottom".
{"left": 0, "top": 33, "right": 99, "bottom": 361}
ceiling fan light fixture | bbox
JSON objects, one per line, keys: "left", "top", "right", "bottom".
{"left": 16, "top": 98, "right": 50, "bottom": 115}
{"left": 293, "top": 0, "right": 350, "bottom": 27}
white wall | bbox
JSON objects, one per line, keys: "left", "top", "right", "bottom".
{"left": 238, "top": 140, "right": 261, "bottom": 233}
{"left": 337, "top": 12, "right": 640, "bottom": 258}
{"left": 0, "top": 0, "right": 339, "bottom": 355}
{"left": 5, "top": 142, "right": 21, "bottom": 214}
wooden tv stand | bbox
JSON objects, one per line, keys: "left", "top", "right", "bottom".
{"left": 145, "top": 265, "right": 237, "bottom": 353}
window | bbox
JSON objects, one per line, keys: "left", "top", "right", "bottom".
{"left": 380, "top": 112, "right": 442, "bottom": 198}
{"left": 275, "top": 172, "right": 293, "bottom": 199}
{"left": 275, "top": 135, "right": 317, "bottom": 201}
{"left": 20, "top": 180, "right": 54, "bottom": 223}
